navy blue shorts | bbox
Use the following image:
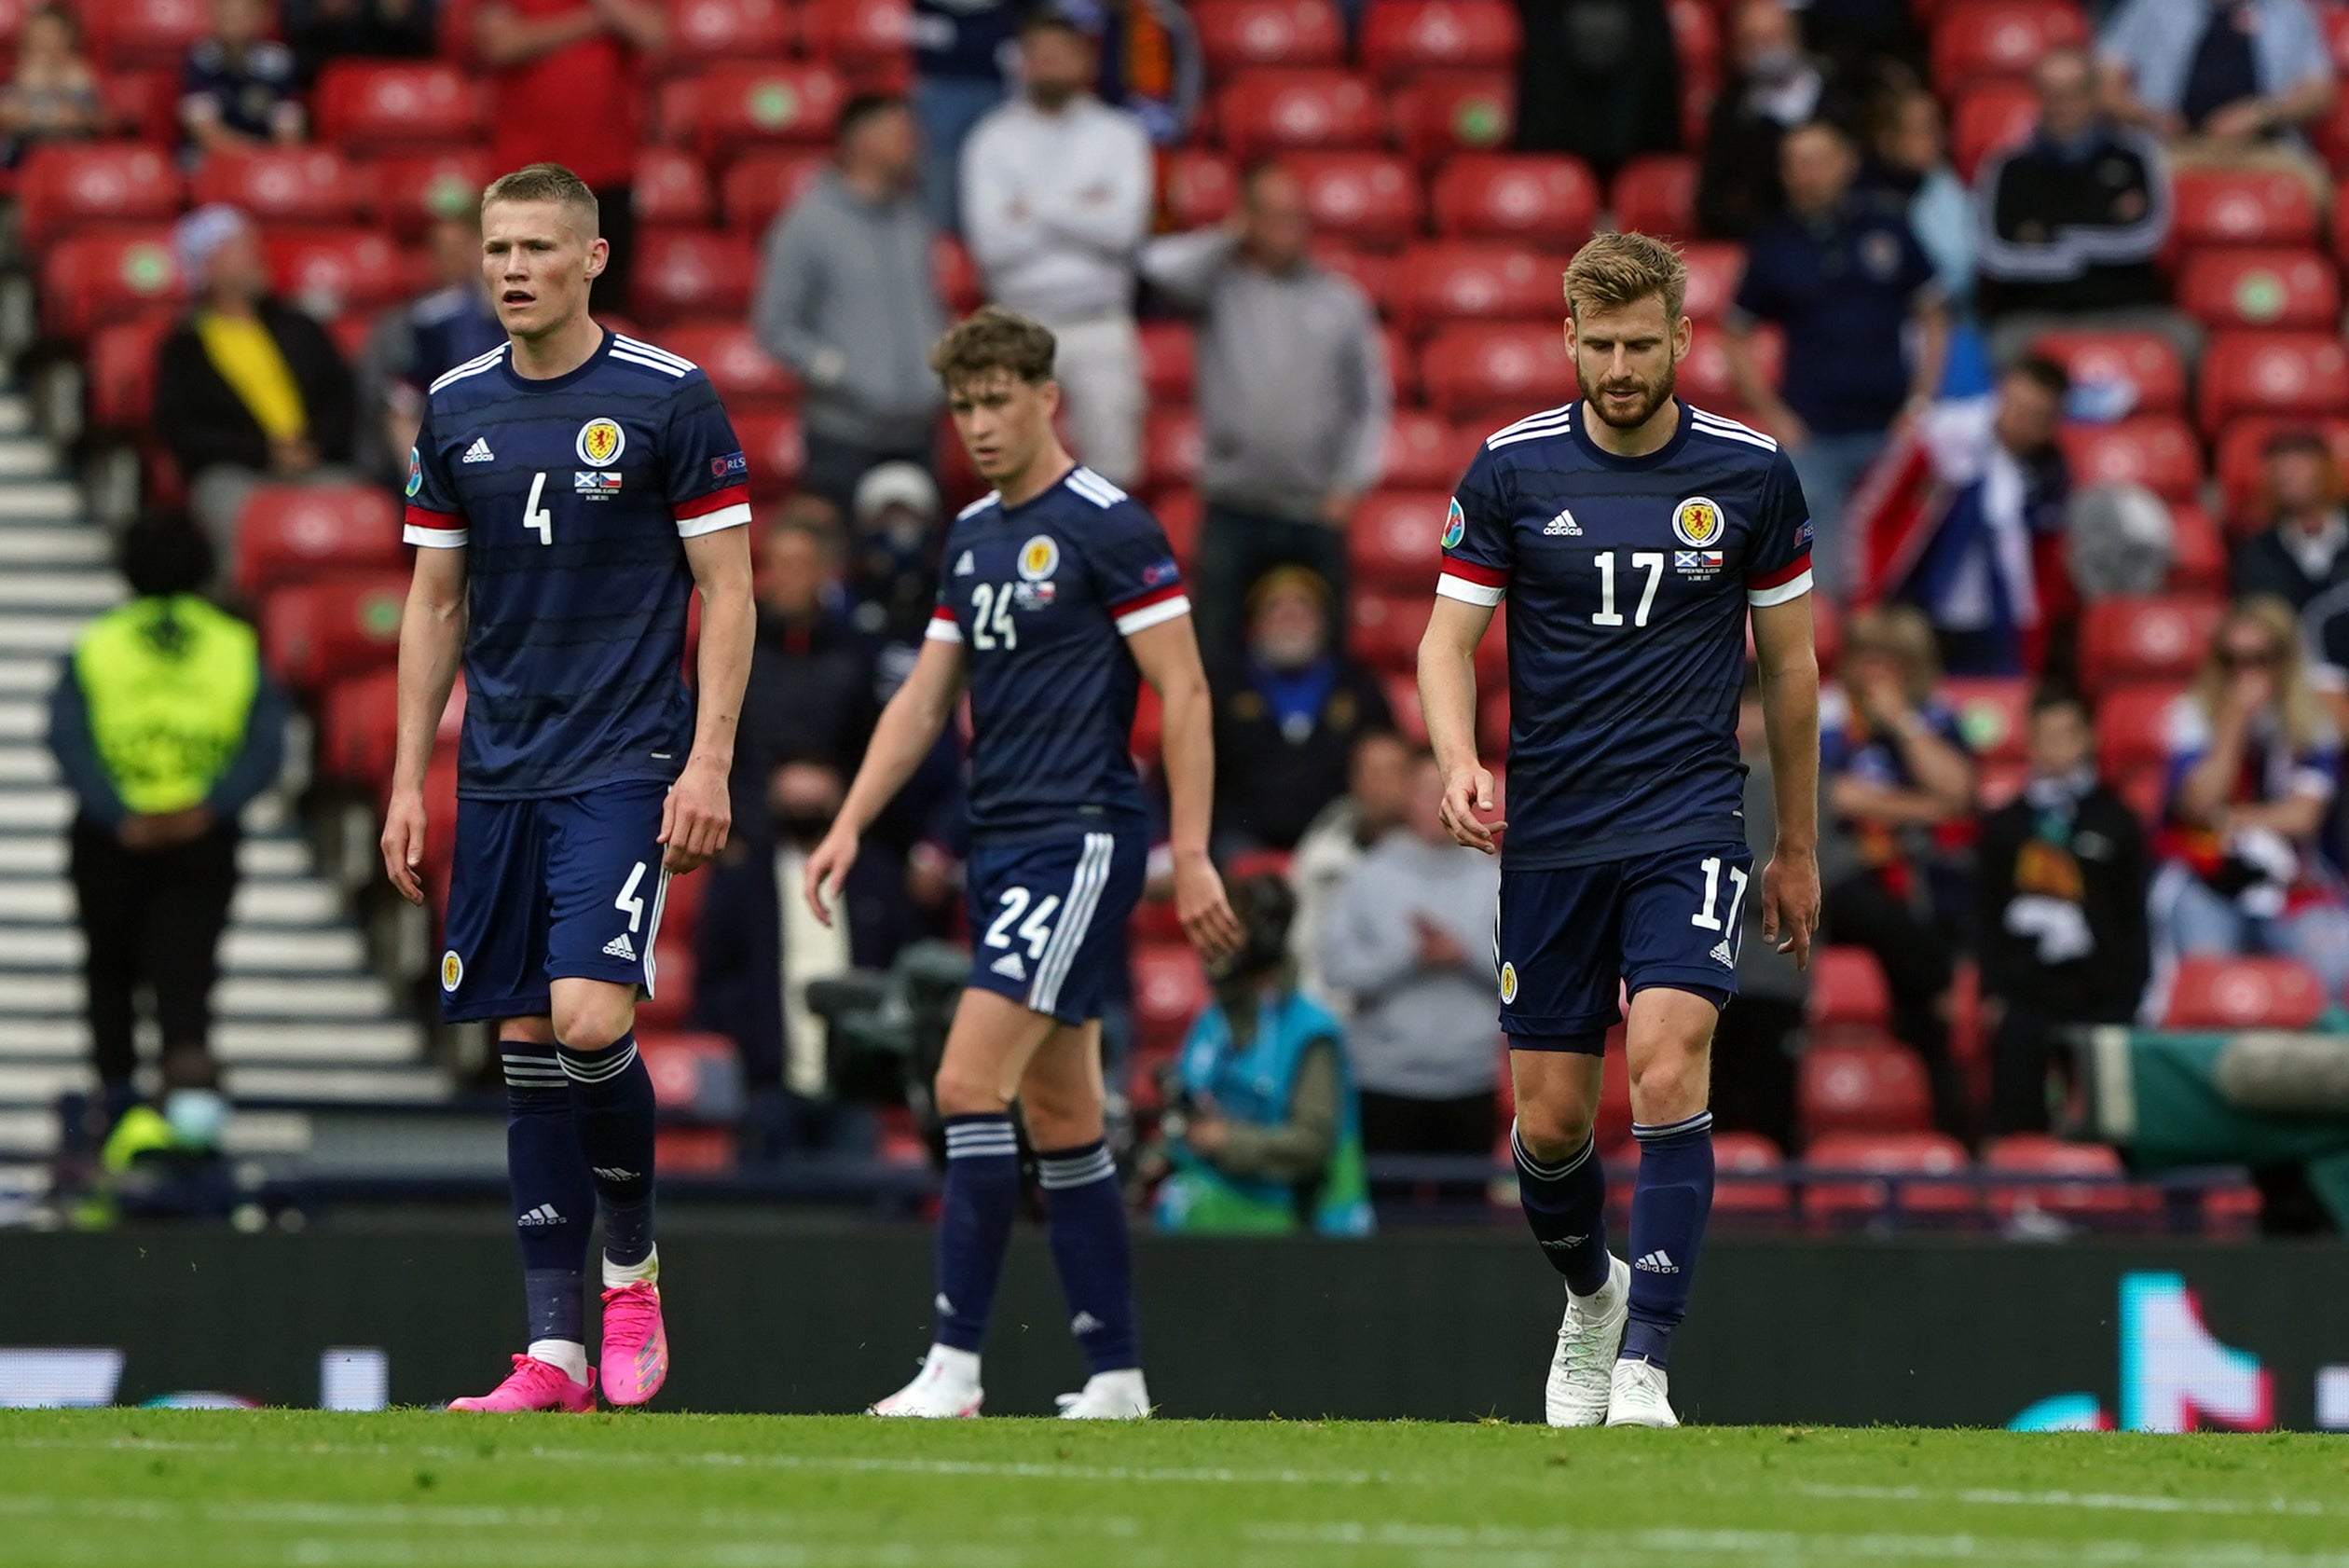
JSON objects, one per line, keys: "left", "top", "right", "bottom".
{"left": 1498, "top": 841, "right": 1753, "bottom": 1052}
{"left": 964, "top": 830, "right": 1147, "bottom": 1025}
{"left": 439, "top": 779, "right": 672, "bottom": 1024}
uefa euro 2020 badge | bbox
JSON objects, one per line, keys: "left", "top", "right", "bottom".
{"left": 1442, "top": 496, "right": 1465, "bottom": 550}
{"left": 405, "top": 447, "right": 422, "bottom": 499}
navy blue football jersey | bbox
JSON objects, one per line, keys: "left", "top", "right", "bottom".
{"left": 1438, "top": 400, "right": 1813, "bottom": 869}
{"left": 403, "top": 330, "right": 751, "bottom": 799}
{"left": 927, "top": 465, "right": 1187, "bottom": 843}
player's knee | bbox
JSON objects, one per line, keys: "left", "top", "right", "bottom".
{"left": 1628, "top": 1040, "right": 1711, "bottom": 1115}
{"left": 1514, "top": 1098, "right": 1599, "bottom": 1162}
{"left": 1021, "top": 1088, "right": 1101, "bottom": 1150}
{"left": 933, "top": 1063, "right": 1009, "bottom": 1117}
{"left": 551, "top": 995, "right": 635, "bottom": 1052}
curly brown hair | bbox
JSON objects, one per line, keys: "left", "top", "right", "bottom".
{"left": 929, "top": 307, "right": 1057, "bottom": 391}
{"left": 1562, "top": 231, "right": 1689, "bottom": 324}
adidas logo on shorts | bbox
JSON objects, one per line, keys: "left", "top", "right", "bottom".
{"left": 1709, "top": 940, "right": 1735, "bottom": 968}
{"left": 990, "top": 951, "right": 1026, "bottom": 982}
{"left": 603, "top": 933, "right": 638, "bottom": 961}
{"left": 1070, "top": 1311, "right": 1105, "bottom": 1336}
{"left": 1634, "top": 1251, "right": 1679, "bottom": 1273}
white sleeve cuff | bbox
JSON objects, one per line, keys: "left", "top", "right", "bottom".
{"left": 676, "top": 502, "right": 752, "bottom": 538}
{"left": 405, "top": 525, "right": 468, "bottom": 548}
{"left": 925, "top": 617, "right": 964, "bottom": 643}
{"left": 1116, "top": 595, "right": 1191, "bottom": 636}
{"left": 1746, "top": 571, "right": 1813, "bottom": 608}
{"left": 1436, "top": 573, "right": 1505, "bottom": 607}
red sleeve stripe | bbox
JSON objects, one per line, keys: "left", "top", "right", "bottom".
{"left": 930, "top": 604, "right": 956, "bottom": 623}
{"left": 1440, "top": 557, "right": 1508, "bottom": 588}
{"left": 675, "top": 484, "right": 749, "bottom": 521}
{"left": 1748, "top": 552, "right": 1811, "bottom": 590}
{"left": 404, "top": 504, "right": 462, "bottom": 531}
{"left": 1106, "top": 581, "right": 1187, "bottom": 616}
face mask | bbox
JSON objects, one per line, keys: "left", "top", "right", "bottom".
{"left": 164, "top": 1089, "right": 229, "bottom": 1150}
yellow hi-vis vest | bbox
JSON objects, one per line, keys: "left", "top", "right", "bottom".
{"left": 73, "top": 596, "right": 258, "bottom": 816}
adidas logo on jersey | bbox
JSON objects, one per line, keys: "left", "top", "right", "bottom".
{"left": 1634, "top": 1251, "right": 1679, "bottom": 1273}
{"left": 603, "top": 933, "right": 638, "bottom": 961}
{"left": 1710, "top": 940, "right": 1736, "bottom": 969}
{"left": 517, "top": 1204, "right": 563, "bottom": 1227}
{"left": 461, "top": 437, "right": 495, "bottom": 463}
{"left": 1544, "top": 509, "right": 1582, "bottom": 536}
{"left": 955, "top": 551, "right": 976, "bottom": 576}
{"left": 990, "top": 951, "right": 1027, "bottom": 982}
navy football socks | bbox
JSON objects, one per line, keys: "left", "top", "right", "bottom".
{"left": 1037, "top": 1139, "right": 1140, "bottom": 1374}
{"left": 557, "top": 1031, "right": 658, "bottom": 1268}
{"left": 1511, "top": 1121, "right": 1613, "bottom": 1298}
{"left": 1623, "top": 1112, "right": 1715, "bottom": 1368}
{"left": 501, "top": 1039, "right": 595, "bottom": 1345}
{"left": 935, "top": 1113, "right": 1022, "bottom": 1355}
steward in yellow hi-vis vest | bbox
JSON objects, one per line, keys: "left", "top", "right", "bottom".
{"left": 44, "top": 518, "right": 285, "bottom": 1115}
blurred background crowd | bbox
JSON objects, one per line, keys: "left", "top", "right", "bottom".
{"left": 12, "top": 0, "right": 2349, "bottom": 1235}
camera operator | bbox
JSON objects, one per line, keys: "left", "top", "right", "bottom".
{"left": 1151, "top": 873, "right": 1373, "bottom": 1235}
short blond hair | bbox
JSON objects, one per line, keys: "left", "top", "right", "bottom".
{"left": 1563, "top": 231, "right": 1688, "bottom": 323}
{"left": 481, "top": 162, "right": 599, "bottom": 235}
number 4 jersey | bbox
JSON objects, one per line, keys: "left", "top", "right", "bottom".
{"left": 1438, "top": 399, "right": 1813, "bottom": 869}
{"left": 402, "top": 331, "right": 751, "bottom": 799}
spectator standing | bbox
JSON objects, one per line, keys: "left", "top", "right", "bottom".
{"left": 1723, "top": 119, "right": 1948, "bottom": 601}
{"left": 1140, "top": 161, "right": 1390, "bottom": 664}
{"left": 2097, "top": 0, "right": 2338, "bottom": 200}
{"left": 181, "top": 0, "right": 305, "bottom": 158}
{"left": 910, "top": 0, "right": 1015, "bottom": 232}
{"left": 2232, "top": 431, "right": 2349, "bottom": 612}
{"left": 1820, "top": 605, "right": 1977, "bottom": 1137}
{"left": 2150, "top": 598, "right": 2349, "bottom": 1002}
{"left": 370, "top": 210, "right": 503, "bottom": 484}
{"left": 283, "top": 0, "right": 436, "bottom": 81}
{"left": 1696, "top": 0, "right": 1854, "bottom": 240}
{"left": 1976, "top": 687, "right": 2150, "bottom": 1135}
{"left": 1289, "top": 728, "right": 1413, "bottom": 1009}
{"left": 1209, "top": 568, "right": 1393, "bottom": 854}
{"left": 1060, "top": 0, "right": 1204, "bottom": 146}
{"left": 1316, "top": 752, "right": 1504, "bottom": 1162}
{"left": 473, "top": 0, "right": 667, "bottom": 315}
{"left": 45, "top": 520, "right": 287, "bottom": 1124}
{"left": 0, "top": 7, "right": 100, "bottom": 169}
{"left": 736, "top": 515, "right": 885, "bottom": 815}
{"left": 1860, "top": 78, "right": 1975, "bottom": 313}
{"left": 1511, "top": 0, "right": 1682, "bottom": 183}
{"left": 1974, "top": 48, "right": 2177, "bottom": 365}
{"left": 153, "top": 206, "right": 358, "bottom": 581}
{"left": 752, "top": 94, "right": 946, "bottom": 516}
{"left": 961, "top": 11, "right": 1153, "bottom": 487}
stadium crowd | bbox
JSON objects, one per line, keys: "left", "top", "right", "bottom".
{"left": 23, "top": 0, "right": 2349, "bottom": 1230}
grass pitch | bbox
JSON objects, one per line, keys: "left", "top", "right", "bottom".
{"left": 1, "top": 1411, "right": 2345, "bottom": 1568}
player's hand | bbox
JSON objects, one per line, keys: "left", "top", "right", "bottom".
{"left": 1438, "top": 763, "right": 1505, "bottom": 855}
{"left": 381, "top": 789, "right": 429, "bottom": 906}
{"left": 658, "top": 757, "right": 731, "bottom": 873}
{"left": 1174, "top": 849, "right": 1243, "bottom": 960}
{"left": 1760, "top": 846, "right": 1820, "bottom": 970}
{"left": 802, "top": 826, "right": 859, "bottom": 927}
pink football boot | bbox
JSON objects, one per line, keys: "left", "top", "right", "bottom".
{"left": 447, "top": 1355, "right": 596, "bottom": 1412}
{"left": 599, "top": 1283, "right": 669, "bottom": 1406}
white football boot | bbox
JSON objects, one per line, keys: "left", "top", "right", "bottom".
{"left": 1605, "top": 1356, "right": 1680, "bottom": 1428}
{"left": 1545, "top": 1253, "right": 1631, "bottom": 1427}
{"left": 1055, "top": 1369, "right": 1152, "bottom": 1419}
{"left": 869, "top": 1344, "right": 983, "bottom": 1417}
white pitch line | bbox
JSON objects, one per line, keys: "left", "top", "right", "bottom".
{"left": 1248, "top": 1522, "right": 2349, "bottom": 1568}
{"left": 1800, "top": 1483, "right": 2348, "bottom": 1520}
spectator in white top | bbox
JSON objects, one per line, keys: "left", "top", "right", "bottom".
{"left": 960, "top": 8, "right": 1153, "bottom": 488}
{"left": 2097, "top": 0, "right": 2338, "bottom": 201}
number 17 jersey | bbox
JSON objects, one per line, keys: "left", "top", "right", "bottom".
{"left": 1437, "top": 399, "right": 1812, "bottom": 869}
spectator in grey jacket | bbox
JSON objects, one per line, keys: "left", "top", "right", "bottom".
{"left": 1140, "top": 160, "right": 1390, "bottom": 667}
{"left": 752, "top": 92, "right": 945, "bottom": 512}
{"left": 1317, "top": 752, "right": 1503, "bottom": 1160}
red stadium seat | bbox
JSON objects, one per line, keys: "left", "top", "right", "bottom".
{"left": 1360, "top": 0, "right": 1520, "bottom": 81}
{"left": 236, "top": 485, "right": 405, "bottom": 597}
{"left": 2093, "top": 681, "right": 2184, "bottom": 776}
{"left": 1666, "top": 0, "right": 1719, "bottom": 79}
{"left": 801, "top": 0, "right": 915, "bottom": 81}
{"left": 314, "top": 62, "right": 488, "bottom": 154}
{"left": 1798, "top": 1042, "right": 1934, "bottom": 1137}
{"left": 670, "top": 0, "right": 796, "bottom": 62}
{"left": 731, "top": 409, "right": 805, "bottom": 499}
{"left": 2054, "top": 416, "right": 2204, "bottom": 502}
{"left": 259, "top": 572, "right": 412, "bottom": 691}
{"left": 1285, "top": 152, "right": 1423, "bottom": 249}
{"left": 1805, "top": 946, "right": 1891, "bottom": 1033}
{"left": 1944, "top": 676, "right": 2029, "bottom": 762}
{"left": 2078, "top": 595, "right": 2224, "bottom": 695}
{"left": 2197, "top": 331, "right": 2349, "bottom": 433}
{"left": 2162, "top": 955, "right": 2327, "bottom": 1031}
{"left": 2174, "top": 248, "right": 2341, "bottom": 332}
{"left": 1137, "top": 321, "right": 1195, "bottom": 403}
{"left": 1983, "top": 1135, "right": 2136, "bottom": 1219}
{"left": 1161, "top": 149, "right": 1238, "bottom": 229}
{"left": 1394, "top": 242, "right": 1560, "bottom": 332}
{"left": 96, "top": 68, "right": 181, "bottom": 147}
{"left": 1313, "top": 241, "right": 1398, "bottom": 314}
{"left": 1711, "top": 1130, "right": 1791, "bottom": 1216}
{"left": 1389, "top": 72, "right": 1516, "bottom": 164}
{"left": 2166, "top": 502, "right": 2227, "bottom": 595}
{"left": 85, "top": 314, "right": 176, "bottom": 433}
{"left": 265, "top": 229, "right": 416, "bottom": 316}
{"left": 1805, "top": 1131, "right": 1975, "bottom": 1221}
{"left": 1214, "top": 70, "right": 1381, "bottom": 160}
{"left": 933, "top": 236, "right": 981, "bottom": 312}
{"left": 1419, "top": 322, "right": 1572, "bottom": 418}
{"left": 1142, "top": 407, "right": 1203, "bottom": 490}
{"left": 1477, "top": 686, "right": 1509, "bottom": 755}
{"left": 2169, "top": 168, "right": 2321, "bottom": 251}
{"left": 1349, "top": 489, "right": 1449, "bottom": 592}
{"left": 1133, "top": 943, "right": 1210, "bottom": 1055}
{"left": 1154, "top": 488, "right": 1201, "bottom": 565}
{"left": 362, "top": 151, "right": 494, "bottom": 241}
{"left": 721, "top": 148, "right": 830, "bottom": 233}
{"left": 663, "top": 62, "right": 847, "bottom": 158}
{"left": 1678, "top": 241, "right": 1744, "bottom": 321}
{"left": 2028, "top": 330, "right": 2185, "bottom": 418}
{"left": 635, "top": 146, "right": 717, "bottom": 227}
{"left": 1190, "top": 0, "right": 1344, "bottom": 71}
{"left": 319, "top": 668, "right": 400, "bottom": 787}
{"left": 17, "top": 144, "right": 185, "bottom": 251}
{"left": 1380, "top": 410, "right": 1476, "bottom": 489}
{"left": 650, "top": 322, "right": 798, "bottom": 410}
{"left": 638, "top": 1032, "right": 740, "bottom": 1115}
{"left": 1948, "top": 80, "right": 2035, "bottom": 180}
{"left": 2212, "top": 416, "right": 2349, "bottom": 530}
{"left": 1679, "top": 326, "right": 1781, "bottom": 415}
{"left": 1348, "top": 590, "right": 1427, "bottom": 671}
{"left": 1609, "top": 154, "right": 1698, "bottom": 240}
{"left": 1429, "top": 154, "right": 1599, "bottom": 249}
{"left": 40, "top": 230, "right": 183, "bottom": 339}
{"left": 1930, "top": 0, "right": 2087, "bottom": 90}
{"left": 83, "top": 0, "right": 207, "bottom": 70}
{"left": 191, "top": 147, "right": 361, "bottom": 226}
{"left": 629, "top": 230, "right": 758, "bottom": 324}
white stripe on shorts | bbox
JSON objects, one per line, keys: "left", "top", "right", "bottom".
{"left": 1029, "top": 832, "right": 1115, "bottom": 1016}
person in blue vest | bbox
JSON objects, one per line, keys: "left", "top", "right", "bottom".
{"left": 1154, "top": 873, "right": 1373, "bottom": 1236}
{"left": 45, "top": 516, "right": 287, "bottom": 1125}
